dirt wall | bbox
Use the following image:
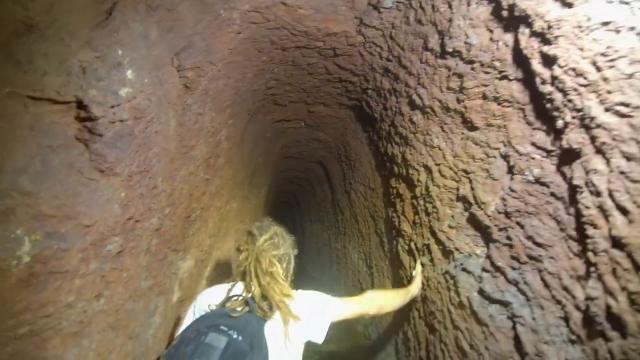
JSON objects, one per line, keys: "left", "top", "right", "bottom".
{"left": 0, "top": 0, "right": 638, "bottom": 359}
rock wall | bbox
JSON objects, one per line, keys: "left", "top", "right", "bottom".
{"left": 0, "top": 0, "right": 638, "bottom": 359}
{"left": 354, "top": 1, "right": 640, "bottom": 358}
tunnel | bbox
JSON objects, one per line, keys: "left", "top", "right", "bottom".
{"left": 1, "top": 0, "right": 639, "bottom": 359}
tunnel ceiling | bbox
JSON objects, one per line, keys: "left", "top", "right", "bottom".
{"left": 1, "top": 0, "right": 639, "bottom": 359}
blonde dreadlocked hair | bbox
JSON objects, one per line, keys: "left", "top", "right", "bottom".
{"left": 227, "top": 217, "right": 299, "bottom": 327}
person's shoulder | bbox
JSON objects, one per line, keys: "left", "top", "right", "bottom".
{"left": 293, "top": 289, "right": 327, "bottom": 296}
{"left": 289, "top": 289, "right": 340, "bottom": 343}
{"left": 292, "top": 289, "right": 325, "bottom": 297}
{"left": 291, "top": 289, "right": 336, "bottom": 306}
{"left": 198, "top": 281, "right": 244, "bottom": 298}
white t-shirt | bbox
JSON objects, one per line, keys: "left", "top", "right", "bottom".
{"left": 176, "top": 282, "right": 337, "bottom": 360}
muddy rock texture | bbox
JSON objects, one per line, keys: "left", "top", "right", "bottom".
{"left": 1, "top": 0, "right": 638, "bottom": 359}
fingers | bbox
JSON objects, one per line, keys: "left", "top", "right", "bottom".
{"left": 409, "top": 260, "right": 423, "bottom": 297}
{"left": 413, "top": 261, "right": 422, "bottom": 276}
{"left": 411, "top": 262, "right": 422, "bottom": 283}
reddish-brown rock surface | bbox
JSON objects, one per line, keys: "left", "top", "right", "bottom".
{"left": 1, "top": 0, "right": 638, "bottom": 359}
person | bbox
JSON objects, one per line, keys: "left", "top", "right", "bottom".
{"left": 168, "top": 217, "right": 423, "bottom": 359}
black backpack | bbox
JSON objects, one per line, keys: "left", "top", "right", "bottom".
{"left": 163, "top": 292, "right": 268, "bottom": 360}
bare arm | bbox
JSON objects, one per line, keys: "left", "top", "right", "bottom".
{"left": 331, "top": 260, "right": 423, "bottom": 322}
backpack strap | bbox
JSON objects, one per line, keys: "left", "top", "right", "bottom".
{"left": 245, "top": 297, "right": 259, "bottom": 314}
{"left": 216, "top": 282, "right": 258, "bottom": 317}
{"left": 216, "top": 281, "right": 241, "bottom": 308}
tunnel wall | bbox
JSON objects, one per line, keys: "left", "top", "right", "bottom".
{"left": 353, "top": 0, "right": 640, "bottom": 358}
{"left": 1, "top": 0, "right": 638, "bottom": 359}
{"left": 0, "top": 0, "right": 394, "bottom": 358}
{"left": 0, "top": 0, "right": 281, "bottom": 357}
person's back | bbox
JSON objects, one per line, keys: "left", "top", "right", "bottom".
{"left": 166, "top": 218, "right": 423, "bottom": 360}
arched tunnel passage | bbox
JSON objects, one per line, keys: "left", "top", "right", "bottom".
{"left": 1, "top": 0, "right": 639, "bottom": 359}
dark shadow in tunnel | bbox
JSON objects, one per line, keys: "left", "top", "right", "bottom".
{"left": 264, "top": 105, "right": 419, "bottom": 358}
{"left": 267, "top": 166, "right": 336, "bottom": 290}
{"left": 160, "top": 316, "right": 182, "bottom": 357}
{"left": 303, "top": 303, "right": 416, "bottom": 359}
{"left": 348, "top": 104, "right": 417, "bottom": 358}
{"left": 302, "top": 105, "right": 419, "bottom": 359}
{"left": 205, "top": 259, "right": 233, "bottom": 287}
